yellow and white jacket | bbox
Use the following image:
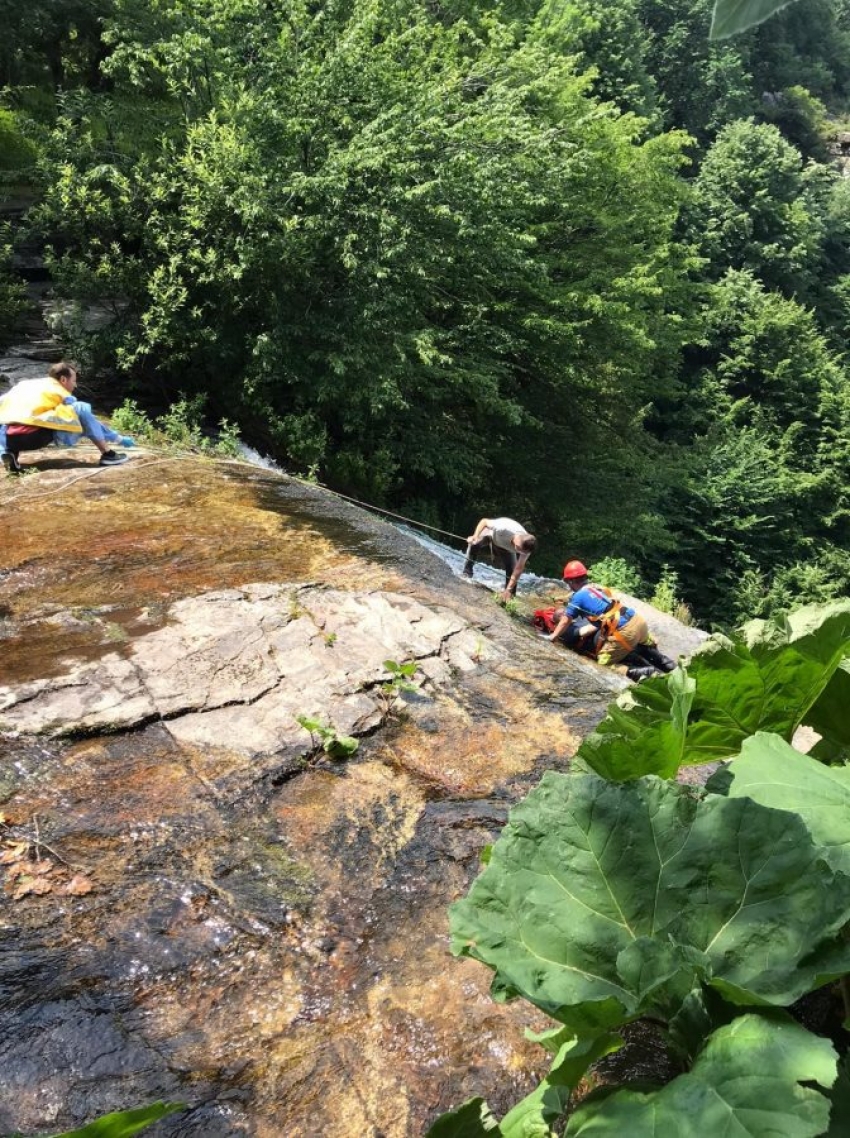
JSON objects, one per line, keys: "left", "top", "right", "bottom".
{"left": 0, "top": 377, "right": 82, "bottom": 433}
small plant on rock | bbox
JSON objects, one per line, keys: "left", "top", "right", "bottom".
{"left": 10, "top": 1100, "right": 185, "bottom": 1137}
{"left": 110, "top": 397, "right": 242, "bottom": 457}
{"left": 377, "top": 659, "right": 420, "bottom": 721}
{"left": 650, "top": 564, "right": 692, "bottom": 625}
{"left": 296, "top": 715, "right": 359, "bottom": 760}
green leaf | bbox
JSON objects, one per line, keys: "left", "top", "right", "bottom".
{"left": 426, "top": 1035, "right": 622, "bottom": 1138}
{"left": 579, "top": 603, "right": 850, "bottom": 780}
{"left": 498, "top": 1034, "right": 622, "bottom": 1137}
{"left": 807, "top": 660, "right": 850, "bottom": 762}
{"left": 722, "top": 732, "right": 850, "bottom": 876}
{"left": 577, "top": 666, "right": 696, "bottom": 780}
{"left": 666, "top": 987, "right": 738, "bottom": 1064}
{"left": 324, "top": 733, "right": 359, "bottom": 758}
{"left": 566, "top": 1014, "right": 836, "bottom": 1136}
{"left": 296, "top": 715, "right": 324, "bottom": 734}
{"left": 425, "top": 1098, "right": 500, "bottom": 1137}
{"left": 50, "top": 1103, "right": 186, "bottom": 1138}
{"left": 449, "top": 772, "right": 850, "bottom": 1034}
{"left": 710, "top": 0, "right": 803, "bottom": 40}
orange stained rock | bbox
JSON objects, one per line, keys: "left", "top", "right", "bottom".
{"left": 376, "top": 682, "right": 581, "bottom": 798}
{"left": 272, "top": 761, "right": 426, "bottom": 897}
{"left": 0, "top": 456, "right": 372, "bottom": 619}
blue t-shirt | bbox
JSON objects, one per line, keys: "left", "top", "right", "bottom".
{"left": 565, "top": 585, "right": 634, "bottom": 630}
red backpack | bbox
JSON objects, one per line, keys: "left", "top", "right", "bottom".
{"left": 532, "top": 607, "right": 559, "bottom": 634}
{"left": 532, "top": 607, "right": 599, "bottom": 657}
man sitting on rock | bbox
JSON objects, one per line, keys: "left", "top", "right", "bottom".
{"left": 0, "top": 361, "right": 133, "bottom": 474}
{"left": 546, "top": 559, "right": 676, "bottom": 681}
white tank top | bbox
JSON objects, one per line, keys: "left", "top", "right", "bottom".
{"left": 488, "top": 518, "right": 527, "bottom": 552}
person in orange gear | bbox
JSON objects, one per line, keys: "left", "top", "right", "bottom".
{"left": 548, "top": 560, "right": 675, "bottom": 680}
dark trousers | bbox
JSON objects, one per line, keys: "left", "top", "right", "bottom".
{"left": 629, "top": 642, "right": 676, "bottom": 673}
{"left": 5, "top": 427, "right": 56, "bottom": 455}
{"left": 463, "top": 538, "right": 518, "bottom": 591}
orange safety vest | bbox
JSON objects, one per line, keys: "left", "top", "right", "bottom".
{"left": 574, "top": 586, "right": 635, "bottom": 654}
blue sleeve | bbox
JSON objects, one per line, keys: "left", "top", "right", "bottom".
{"left": 565, "top": 588, "right": 587, "bottom": 618}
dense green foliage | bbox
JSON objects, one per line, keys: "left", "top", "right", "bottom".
{"left": 0, "top": 222, "right": 28, "bottom": 340}
{"left": 3, "top": 0, "right": 850, "bottom": 627}
{"left": 430, "top": 603, "right": 850, "bottom": 1135}
{"left": 579, "top": 600, "right": 850, "bottom": 778}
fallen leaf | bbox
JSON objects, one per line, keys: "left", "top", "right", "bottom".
{"left": 63, "top": 875, "right": 93, "bottom": 896}
{"left": 30, "top": 860, "right": 54, "bottom": 876}
{"left": 12, "top": 876, "right": 53, "bottom": 900}
{"left": 0, "top": 842, "right": 29, "bottom": 864}
{"left": 5, "top": 862, "right": 31, "bottom": 880}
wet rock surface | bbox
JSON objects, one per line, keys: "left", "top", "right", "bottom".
{"left": 0, "top": 452, "right": 698, "bottom": 1137}
{"left": 1, "top": 583, "right": 487, "bottom": 780}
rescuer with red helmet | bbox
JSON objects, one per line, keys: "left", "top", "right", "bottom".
{"left": 549, "top": 560, "right": 675, "bottom": 680}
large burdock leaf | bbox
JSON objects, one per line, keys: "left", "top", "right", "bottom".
{"left": 425, "top": 1098, "right": 499, "bottom": 1137}
{"left": 807, "top": 659, "right": 850, "bottom": 764}
{"left": 575, "top": 667, "right": 696, "bottom": 781}
{"left": 565, "top": 1014, "right": 836, "bottom": 1136}
{"left": 450, "top": 772, "right": 850, "bottom": 1034}
{"left": 722, "top": 732, "right": 850, "bottom": 876}
{"left": 426, "top": 1035, "right": 622, "bottom": 1137}
{"left": 710, "top": 0, "right": 802, "bottom": 40}
{"left": 579, "top": 602, "right": 850, "bottom": 781}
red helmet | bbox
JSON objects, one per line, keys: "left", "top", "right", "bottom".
{"left": 563, "top": 559, "right": 588, "bottom": 580}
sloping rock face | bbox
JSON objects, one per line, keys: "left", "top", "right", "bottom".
{"left": 0, "top": 452, "right": 696, "bottom": 1137}
{"left": 1, "top": 584, "right": 486, "bottom": 772}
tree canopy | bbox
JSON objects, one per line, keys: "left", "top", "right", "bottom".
{"left": 3, "top": 0, "right": 850, "bottom": 626}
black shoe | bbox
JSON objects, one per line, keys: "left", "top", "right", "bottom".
{"left": 99, "top": 450, "right": 129, "bottom": 467}
{"left": 462, "top": 564, "right": 474, "bottom": 579}
{"left": 1, "top": 451, "right": 22, "bottom": 475}
{"left": 638, "top": 644, "right": 676, "bottom": 673}
{"left": 626, "top": 665, "right": 658, "bottom": 682}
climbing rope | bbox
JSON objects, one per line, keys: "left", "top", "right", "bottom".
{"left": 1, "top": 447, "right": 469, "bottom": 548}
{"left": 293, "top": 483, "right": 469, "bottom": 545}
{"left": 218, "top": 457, "right": 470, "bottom": 546}
{"left": 0, "top": 454, "right": 184, "bottom": 503}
